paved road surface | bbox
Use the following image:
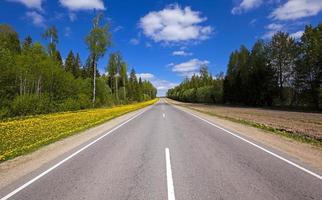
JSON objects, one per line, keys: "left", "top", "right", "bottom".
{"left": 1, "top": 100, "right": 321, "bottom": 200}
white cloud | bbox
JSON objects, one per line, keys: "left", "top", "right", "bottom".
{"left": 130, "top": 38, "right": 140, "bottom": 45}
{"left": 68, "top": 12, "right": 77, "bottom": 21}
{"left": 172, "top": 50, "right": 193, "bottom": 56}
{"left": 59, "top": 0, "right": 105, "bottom": 11}
{"left": 232, "top": 0, "right": 263, "bottom": 14}
{"left": 249, "top": 19, "right": 258, "bottom": 26}
{"left": 290, "top": 30, "right": 304, "bottom": 39}
{"left": 172, "top": 58, "right": 209, "bottom": 77}
{"left": 135, "top": 72, "right": 178, "bottom": 96}
{"left": 64, "top": 26, "right": 71, "bottom": 37}
{"left": 26, "top": 11, "right": 45, "bottom": 27}
{"left": 153, "top": 79, "right": 178, "bottom": 91}
{"left": 139, "top": 4, "right": 213, "bottom": 43}
{"left": 113, "top": 26, "right": 123, "bottom": 32}
{"left": 266, "top": 23, "right": 284, "bottom": 30}
{"left": 136, "top": 73, "right": 154, "bottom": 80}
{"left": 262, "top": 23, "right": 284, "bottom": 39}
{"left": 166, "top": 62, "right": 175, "bottom": 67}
{"left": 7, "top": 0, "right": 43, "bottom": 10}
{"left": 270, "top": 0, "right": 322, "bottom": 20}
{"left": 152, "top": 79, "right": 178, "bottom": 96}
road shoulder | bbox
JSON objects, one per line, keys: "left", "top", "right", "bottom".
{"left": 0, "top": 105, "right": 151, "bottom": 190}
{"left": 167, "top": 99, "right": 322, "bottom": 173}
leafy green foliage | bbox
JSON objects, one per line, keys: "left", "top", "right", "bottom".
{"left": 0, "top": 22, "right": 157, "bottom": 119}
{"left": 169, "top": 23, "right": 322, "bottom": 110}
{"left": 167, "top": 66, "right": 224, "bottom": 104}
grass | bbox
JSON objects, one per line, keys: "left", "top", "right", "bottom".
{"left": 0, "top": 99, "right": 158, "bottom": 162}
{"left": 181, "top": 105, "right": 322, "bottom": 148}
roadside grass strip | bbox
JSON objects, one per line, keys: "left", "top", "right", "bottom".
{"left": 0, "top": 99, "right": 158, "bottom": 162}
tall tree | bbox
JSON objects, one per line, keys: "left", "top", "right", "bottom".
{"left": 119, "top": 61, "right": 128, "bottom": 100}
{"left": 296, "top": 24, "right": 322, "bottom": 109}
{"left": 106, "top": 52, "right": 121, "bottom": 100}
{"left": 85, "top": 13, "right": 111, "bottom": 106}
{"left": 42, "top": 26, "right": 58, "bottom": 56}
{"left": 248, "top": 40, "right": 276, "bottom": 105}
{"left": 0, "top": 24, "right": 20, "bottom": 106}
{"left": 267, "top": 31, "right": 298, "bottom": 103}
{"left": 128, "top": 68, "right": 138, "bottom": 101}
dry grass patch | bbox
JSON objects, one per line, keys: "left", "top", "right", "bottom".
{"left": 168, "top": 99, "right": 322, "bottom": 145}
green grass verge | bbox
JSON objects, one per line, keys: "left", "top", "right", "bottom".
{"left": 0, "top": 99, "right": 158, "bottom": 162}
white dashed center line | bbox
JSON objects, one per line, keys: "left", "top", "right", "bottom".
{"left": 165, "top": 148, "right": 175, "bottom": 200}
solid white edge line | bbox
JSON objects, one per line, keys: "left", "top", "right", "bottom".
{"left": 165, "top": 148, "right": 176, "bottom": 200}
{"left": 172, "top": 104, "right": 322, "bottom": 181}
{"left": 0, "top": 105, "right": 153, "bottom": 200}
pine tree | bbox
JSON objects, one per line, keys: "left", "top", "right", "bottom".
{"left": 65, "top": 51, "right": 76, "bottom": 75}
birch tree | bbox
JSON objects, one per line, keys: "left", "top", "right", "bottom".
{"left": 85, "top": 13, "right": 111, "bottom": 106}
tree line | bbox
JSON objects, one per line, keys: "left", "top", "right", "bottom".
{"left": 0, "top": 13, "right": 156, "bottom": 118}
{"left": 167, "top": 65, "right": 224, "bottom": 103}
{"left": 167, "top": 23, "right": 322, "bottom": 110}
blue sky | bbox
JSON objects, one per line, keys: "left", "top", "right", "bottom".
{"left": 1, "top": 0, "right": 322, "bottom": 96}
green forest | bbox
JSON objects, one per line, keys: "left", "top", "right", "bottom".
{"left": 167, "top": 23, "right": 322, "bottom": 110}
{"left": 0, "top": 13, "right": 157, "bottom": 119}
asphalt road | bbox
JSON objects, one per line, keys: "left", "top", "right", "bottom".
{"left": 1, "top": 99, "right": 322, "bottom": 200}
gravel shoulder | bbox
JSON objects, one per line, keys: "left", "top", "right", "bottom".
{"left": 166, "top": 98, "right": 322, "bottom": 173}
{"left": 0, "top": 106, "right": 151, "bottom": 189}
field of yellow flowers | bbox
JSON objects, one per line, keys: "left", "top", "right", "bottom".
{"left": 0, "top": 99, "right": 157, "bottom": 162}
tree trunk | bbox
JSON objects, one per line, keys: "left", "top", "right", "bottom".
{"left": 36, "top": 75, "right": 41, "bottom": 96}
{"left": 19, "top": 74, "right": 23, "bottom": 95}
{"left": 92, "top": 56, "right": 96, "bottom": 107}
{"left": 23, "top": 75, "right": 27, "bottom": 95}
{"left": 123, "top": 78, "right": 126, "bottom": 100}
{"left": 115, "top": 76, "right": 118, "bottom": 101}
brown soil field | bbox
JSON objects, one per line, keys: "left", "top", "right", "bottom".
{"left": 167, "top": 99, "right": 322, "bottom": 141}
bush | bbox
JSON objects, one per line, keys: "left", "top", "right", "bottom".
{"left": 96, "top": 78, "right": 114, "bottom": 107}
{"left": 0, "top": 107, "right": 9, "bottom": 119}
{"left": 10, "top": 94, "right": 52, "bottom": 116}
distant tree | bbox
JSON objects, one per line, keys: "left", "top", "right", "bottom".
{"left": 54, "top": 50, "right": 63, "bottom": 67}
{"left": 85, "top": 13, "right": 112, "bottom": 106}
{"left": 65, "top": 50, "right": 76, "bottom": 75}
{"left": 22, "top": 36, "right": 33, "bottom": 51}
{"left": 74, "top": 53, "right": 82, "bottom": 77}
{"left": 199, "top": 64, "right": 212, "bottom": 86}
